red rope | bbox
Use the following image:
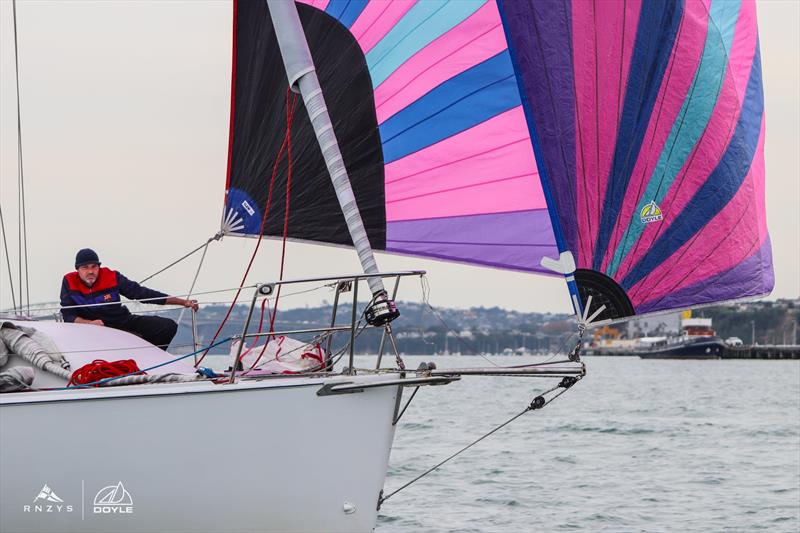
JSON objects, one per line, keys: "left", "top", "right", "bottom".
{"left": 68, "top": 359, "right": 145, "bottom": 387}
{"left": 246, "top": 92, "right": 298, "bottom": 372}
{"left": 237, "top": 297, "right": 271, "bottom": 359}
{"left": 196, "top": 88, "right": 299, "bottom": 368}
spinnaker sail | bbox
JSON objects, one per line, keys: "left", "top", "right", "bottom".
{"left": 223, "top": 0, "right": 773, "bottom": 321}
{"left": 499, "top": 0, "right": 773, "bottom": 318}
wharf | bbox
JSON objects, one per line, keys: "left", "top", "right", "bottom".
{"left": 583, "top": 344, "right": 799, "bottom": 359}
{"left": 722, "top": 345, "right": 800, "bottom": 359}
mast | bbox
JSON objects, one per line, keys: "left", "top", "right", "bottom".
{"left": 267, "top": 0, "right": 397, "bottom": 325}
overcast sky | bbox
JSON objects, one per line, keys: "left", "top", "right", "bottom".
{"left": 1, "top": 0, "right": 798, "bottom": 315}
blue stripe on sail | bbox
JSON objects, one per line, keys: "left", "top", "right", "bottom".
{"left": 324, "top": 0, "right": 347, "bottom": 20}
{"left": 592, "top": 0, "right": 685, "bottom": 271}
{"left": 325, "top": 0, "right": 370, "bottom": 29}
{"left": 366, "top": 0, "right": 486, "bottom": 88}
{"left": 607, "top": 0, "right": 742, "bottom": 277}
{"left": 621, "top": 42, "right": 764, "bottom": 290}
{"left": 379, "top": 51, "right": 521, "bottom": 164}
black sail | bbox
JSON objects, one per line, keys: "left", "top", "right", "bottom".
{"left": 224, "top": 0, "right": 386, "bottom": 249}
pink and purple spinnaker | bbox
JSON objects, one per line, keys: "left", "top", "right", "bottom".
{"left": 223, "top": 0, "right": 772, "bottom": 320}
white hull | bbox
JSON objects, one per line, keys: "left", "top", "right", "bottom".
{"left": 1, "top": 375, "right": 401, "bottom": 532}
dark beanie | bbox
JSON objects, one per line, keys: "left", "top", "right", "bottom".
{"left": 75, "top": 248, "right": 101, "bottom": 269}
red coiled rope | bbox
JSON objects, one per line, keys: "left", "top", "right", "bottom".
{"left": 68, "top": 359, "right": 145, "bottom": 387}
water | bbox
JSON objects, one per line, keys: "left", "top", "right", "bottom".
{"left": 375, "top": 356, "right": 800, "bottom": 532}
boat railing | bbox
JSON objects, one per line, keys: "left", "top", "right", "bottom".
{"left": 229, "top": 270, "right": 427, "bottom": 380}
{"left": 0, "top": 270, "right": 425, "bottom": 377}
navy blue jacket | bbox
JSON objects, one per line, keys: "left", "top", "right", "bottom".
{"left": 60, "top": 267, "right": 168, "bottom": 326}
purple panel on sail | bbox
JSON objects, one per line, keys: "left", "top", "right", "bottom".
{"left": 386, "top": 210, "right": 559, "bottom": 274}
{"left": 496, "top": 0, "right": 577, "bottom": 254}
{"left": 636, "top": 239, "right": 774, "bottom": 314}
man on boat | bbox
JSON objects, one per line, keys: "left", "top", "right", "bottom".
{"left": 60, "top": 248, "right": 198, "bottom": 349}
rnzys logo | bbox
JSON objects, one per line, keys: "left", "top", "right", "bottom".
{"left": 640, "top": 201, "right": 663, "bottom": 224}
{"left": 23, "top": 484, "right": 74, "bottom": 513}
{"left": 93, "top": 481, "right": 134, "bottom": 515}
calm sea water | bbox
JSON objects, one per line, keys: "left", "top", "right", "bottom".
{"left": 375, "top": 356, "right": 800, "bottom": 533}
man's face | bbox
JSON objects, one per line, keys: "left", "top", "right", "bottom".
{"left": 77, "top": 263, "right": 100, "bottom": 287}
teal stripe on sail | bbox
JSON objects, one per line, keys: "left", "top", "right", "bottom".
{"left": 606, "top": 0, "right": 742, "bottom": 277}
{"left": 366, "top": 0, "right": 487, "bottom": 88}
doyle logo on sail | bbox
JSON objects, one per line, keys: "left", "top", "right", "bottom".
{"left": 23, "top": 484, "right": 73, "bottom": 513}
{"left": 640, "top": 201, "right": 663, "bottom": 224}
{"left": 93, "top": 481, "right": 134, "bottom": 514}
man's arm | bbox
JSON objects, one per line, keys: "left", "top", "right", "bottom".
{"left": 117, "top": 273, "right": 198, "bottom": 310}
{"left": 116, "top": 272, "right": 169, "bottom": 304}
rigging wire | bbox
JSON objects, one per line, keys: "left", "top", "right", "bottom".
{"left": 378, "top": 376, "right": 580, "bottom": 508}
{"left": 140, "top": 232, "right": 223, "bottom": 284}
{"left": 0, "top": 204, "right": 18, "bottom": 313}
{"left": 11, "top": 0, "right": 30, "bottom": 314}
{"left": 418, "top": 274, "right": 584, "bottom": 368}
{"left": 0, "top": 283, "right": 263, "bottom": 314}
{"left": 419, "top": 275, "right": 499, "bottom": 367}
{"left": 174, "top": 237, "right": 212, "bottom": 330}
{"left": 0, "top": 279, "right": 336, "bottom": 318}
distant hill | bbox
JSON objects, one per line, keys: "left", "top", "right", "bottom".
{"left": 168, "top": 298, "right": 798, "bottom": 356}
{"left": 172, "top": 301, "right": 572, "bottom": 356}
{"left": 701, "top": 299, "right": 798, "bottom": 345}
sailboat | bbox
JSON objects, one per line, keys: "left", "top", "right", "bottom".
{"left": 0, "top": 0, "right": 772, "bottom": 532}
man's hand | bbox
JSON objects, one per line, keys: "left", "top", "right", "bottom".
{"left": 166, "top": 296, "right": 199, "bottom": 311}
{"left": 75, "top": 317, "right": 104, "bottom": 326}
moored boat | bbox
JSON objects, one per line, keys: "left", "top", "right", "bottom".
{"left": 638, "top": 317, "right": 725, "bottom": 359}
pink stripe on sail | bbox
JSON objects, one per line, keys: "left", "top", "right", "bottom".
{"left": 386, "top": 174, "right": 544, "bottom": 221}
{"left": 374, "top": 1, "right": 507, "bottom": 124}
{"left": 627, "top": 120, "right": 766, "bottom": 307}
{"left": 387, "top": 141, "right": 537, "bottom": 204}
{"left": 572, "top": 0, "right": 641, "bottom": 267}
{"left": 599, "top": 0, "right": 710, "bottom": 273}
{"left": 297, "top": 0, "right": 330, "bottom": 11}
{"left": 351, "top": 0, "right": 416, "bottom": 55}
{"left": 614, "top": 1, "right": 758, "bottom": 280}
{"left": 385, "top": 107, "right": 531, "bottom": 184}
{"left": 384, "top": 107, "right": 544, "bottom": 221}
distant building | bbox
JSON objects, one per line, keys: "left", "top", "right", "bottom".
{"left": 626, "top": 312, "right": 682, "bottom": 338}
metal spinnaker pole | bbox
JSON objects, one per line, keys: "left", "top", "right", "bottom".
{"left": 267, "top": 0, "right": 385, "bottom": 298}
